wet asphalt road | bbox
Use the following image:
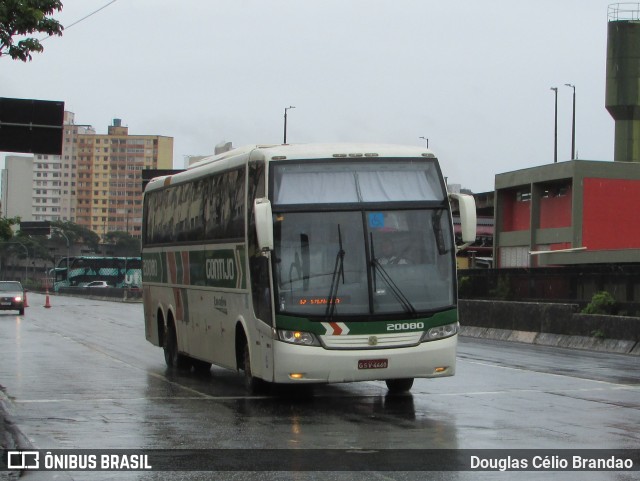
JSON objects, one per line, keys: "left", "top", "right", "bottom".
{"left": 0, "top": 292, "right": 638, "bottom": 481}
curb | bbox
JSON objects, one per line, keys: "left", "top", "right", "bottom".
{"left": 0, "top": 388, "right": 74, "bottom": 481}
{"left": 1, "top": 387, "right": 26, "bottom": 481}
{"left": 460, "top": 326, "right": 640, "bottom": 355}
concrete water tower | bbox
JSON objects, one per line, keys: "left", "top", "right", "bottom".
{"left": 606, "top": 3, "right": 640, "bottom": 162}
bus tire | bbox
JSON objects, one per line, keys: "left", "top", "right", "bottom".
{"left": 243, "top": 339, "right": 267, "bottom": 395}
{"left": 385, "top": 378, "right": 414, "bottom": 394}
{"left": 164, "top": 322, "right": 190, "bottom": 370}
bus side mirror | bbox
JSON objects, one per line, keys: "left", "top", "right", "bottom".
{"left": 254, "top": 198, "right": 274, "bottom": 252}
{"left": 449, "top": 193, "right": 477, "bottom": 243}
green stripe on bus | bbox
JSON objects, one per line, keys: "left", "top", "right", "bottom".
{"left": 275, "top": 308, "right": 458, "bottom": 335}
{"left": 143, "top": 246, "right": 246, "bottom": 289}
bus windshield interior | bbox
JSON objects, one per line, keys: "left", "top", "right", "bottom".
{"left": 271, "top": 160, "right": 454, "bottom": 320}
{"left": 274, "top": 209, "right": 454, "bottom": 319}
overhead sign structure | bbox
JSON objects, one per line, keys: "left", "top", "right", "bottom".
{"left": 0, "top": 98, "right": 65, "bottom": 155}
{"left": 20, "top": 221, "right": 52, "bottom": 236}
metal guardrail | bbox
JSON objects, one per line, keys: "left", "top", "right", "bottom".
{"left": 57, "top": 286, "right": 142, "bottom": 301}
{"left": 608, "top": 3, "right": 640, "bottom": 21}
{"left": 458, "top": 263, "right": 640, "bottom": 316}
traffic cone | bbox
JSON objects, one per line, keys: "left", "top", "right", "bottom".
{"left": 44, "top": 289, "right": 51, "bottom": 308}
{"left": 23, "top": 290, "right": 29, "bottom": 308}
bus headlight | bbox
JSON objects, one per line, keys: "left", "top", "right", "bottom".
{"left": 277, "top": 330, "right": 320, "bottom": 346}
{"left": 422, "top": 322, "right": 458, "bottom": 342}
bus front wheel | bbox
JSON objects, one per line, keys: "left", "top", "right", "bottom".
{"left": 385, "top": 378, "right": 414, "bottom": 394}
{"left": 242, "top": 340, "right": 267, "bottom": 394}
{"left": 164, "top": 322, "right": 190, "bottom": 370}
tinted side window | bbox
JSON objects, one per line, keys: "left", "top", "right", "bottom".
{"left": 143, "top": 167, "right": 246, "bottom": 245}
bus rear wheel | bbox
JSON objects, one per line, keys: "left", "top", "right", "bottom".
{"left": 385, "top": 378, "right": 414, "bottom": 394}
{"left": 164, "top": 322, "right": 190, "bottom": 370}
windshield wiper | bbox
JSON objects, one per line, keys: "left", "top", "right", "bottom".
{"left": 325, "top": 225, "right": 345, "bottom": 321}
{"left": 370, "top": 234, "right": 417, "bottom": 317}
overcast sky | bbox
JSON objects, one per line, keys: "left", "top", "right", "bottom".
{"left": 1, "top": 0, "right": 619, "bottom": 193}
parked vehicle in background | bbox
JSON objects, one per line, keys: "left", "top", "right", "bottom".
{"left": 85, "top": 281, "right": 110, "bottom": 288}
{"left": 0, "top": 281, "right": 25, "bottom": 315}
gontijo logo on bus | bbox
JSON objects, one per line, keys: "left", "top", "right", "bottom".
{"left": 206, "top": 257, "right": 235, "bottom": 281}
{"left": 201, "top": 248, "right": 244, "bottom": 289}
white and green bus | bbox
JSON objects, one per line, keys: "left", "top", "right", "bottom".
{"left": 142, "top": 143, "right": 476, "bottom": 393}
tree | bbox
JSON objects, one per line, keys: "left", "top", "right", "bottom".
{"left": 0, "top": 217, "right": 20, "bottom": 280}
{"left": 0, "top": 0, "right": 63, "bottom": 62}
{"left": 0, "top": 216, "right": 19, "bottom": 241}
{"left": 104, "top": 231, "right": 141, "bottom": 257}
{"left": 46, "top": 220, "right": 100, "bottom": 254}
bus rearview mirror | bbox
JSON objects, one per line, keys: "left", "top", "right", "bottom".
{"left": 254, "top": 198, "right": 274, "bottom": 251}
{"left": 448, "top": 193, "right": 477, "bottom": 244}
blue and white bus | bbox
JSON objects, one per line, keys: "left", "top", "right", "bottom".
{"left": 50, "top": 256, "right": 142, "bottom": 291}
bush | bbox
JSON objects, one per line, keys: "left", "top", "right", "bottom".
{"left": 457, "top": 276, "right": 471, "bottom": 297}
{"left": 582, "top": 291, "right": 617, "bottom": 315}
{"left": 489, "top": 275, "right": 511, "bottom": 300}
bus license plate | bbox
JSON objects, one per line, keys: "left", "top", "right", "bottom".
{"left": 358, "top": 359, "right": 388, "bottom": 370}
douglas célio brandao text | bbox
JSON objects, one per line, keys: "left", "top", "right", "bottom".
{"left": 470, "top": 454, "right": 634, "bottom": 472}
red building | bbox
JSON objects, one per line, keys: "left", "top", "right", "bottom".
{"left": 494, "top": 160, "right": 640, "bottom": 267}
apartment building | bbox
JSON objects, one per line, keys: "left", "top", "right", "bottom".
{"left": 1, "top": 155, "right": 33, "bottom": 220}
{"left": 1, "top": 112, "right": 173, "bottom": 239}
{"left": 74, "top": 118, "right": 173, "bottom": 238}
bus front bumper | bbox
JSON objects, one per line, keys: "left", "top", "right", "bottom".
{"left": 272, "top": 334, "right": 457, "bottom": 384}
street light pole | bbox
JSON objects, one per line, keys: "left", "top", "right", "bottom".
{"left": 550, "top": 87, "right": 558, "bottom": 163}
{"left": 419, "top": 136, "right": 429, "bottom": 149}
{"left": 565, "top": 83, "right": 576, "bottom": 160}
{"left": 283, "top": 106, "right": 295, "bottom": 144}
{"left": 53, "top": 228, "right": 70, "bottom": 287}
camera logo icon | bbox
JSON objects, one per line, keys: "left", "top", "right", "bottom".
{"left": 7, "top": 451, "right": 39, "bottom": 470}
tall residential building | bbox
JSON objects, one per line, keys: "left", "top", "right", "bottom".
{"left": 1, "top": 112, "right": 173, "bottom": 238}
{"left": 75, "top": 118, "right": 173, "bottom": 238}
{"left": 1, "top": 155, "right": 34, "bottom": 220}
{"left": 31, "top": 111, "right": 95, "bottom": 223}
{"left": 59, "top": 111, "right": 96, "bottom": 223}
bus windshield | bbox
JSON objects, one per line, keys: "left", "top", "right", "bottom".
{"left": 273, "top": 210, "right": 454, "bottom": 319}
{"left": 273, "top": 160, "right": 445, "bottom": 204}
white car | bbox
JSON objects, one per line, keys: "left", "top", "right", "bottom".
{"left": 85, "top": 281, "right": 110, "bottom": 288}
